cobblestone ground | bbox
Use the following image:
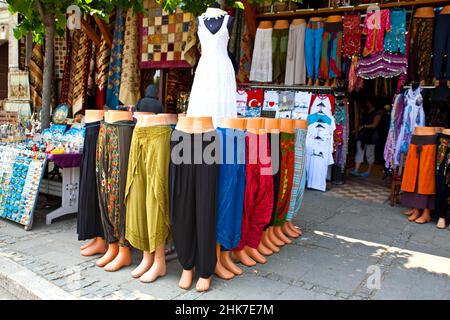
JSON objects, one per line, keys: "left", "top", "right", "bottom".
{"left": 0, "top": 287, "right": 17, "bottom": 300}
{"left": 0, "top": 191, "right": 449, "bottom": 300}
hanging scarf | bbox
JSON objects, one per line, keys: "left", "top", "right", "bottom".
{"left": 60, "top": 30, "right": 72, "bottom": 104}
{"left": 29, "top": 44, "right": 43, "bottom": 110}
{"left": 96, "top": 36, "right": 111, "bottom": 109}
{"left": 106, "top": 8, "right": 126, "bottom": 109}
{"left": 72, "top": 31, "right": 89, "bottom": 115}
{"left": 236, "top": 21, "right": 253, "bottom": 83}
{"left": 119, "top": 9, "right": 141, "bottom": 106}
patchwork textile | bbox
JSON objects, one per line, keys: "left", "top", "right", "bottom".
{"left": 140, "top": 1, "right": 198, "bottom": 69}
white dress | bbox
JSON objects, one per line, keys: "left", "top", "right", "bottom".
{"left": 187, "top": 15, "right": 237, "bottom": 127}
{"left": 249, "top": 28, "right": 273, "bottom": 82}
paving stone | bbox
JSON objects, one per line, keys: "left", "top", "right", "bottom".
{"left": 338, "top": 292, "right": 350, "bottom": 299}
{"left": 302, "top": 282, "right": 314, "bottom": 290}
{"left": 325, "top": 289, "right": 337, "bottom": 296}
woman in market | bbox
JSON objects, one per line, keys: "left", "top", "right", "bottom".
{"left": 351, "top": 97, "right": 383, "bottom": 178}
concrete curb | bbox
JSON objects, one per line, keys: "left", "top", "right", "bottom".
{"left": 0, "top": 255, "right": 76, "bottom": 300}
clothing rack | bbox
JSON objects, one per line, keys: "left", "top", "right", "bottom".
{"left": 256, "top": 0, "right": 449, "bottom": 19}
{"left": 239, "top": 83, "right": 336, "bottom": 93}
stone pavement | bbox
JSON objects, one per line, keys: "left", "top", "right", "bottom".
{"left": 0, "top": 190, "right": 449, "bottom": 300}
{"left": 0, "top": 287, "right": 16, "bottom": 300}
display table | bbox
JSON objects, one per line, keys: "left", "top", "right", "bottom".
{"left": 40, "top": 153, "right": 82, "bottom": 225}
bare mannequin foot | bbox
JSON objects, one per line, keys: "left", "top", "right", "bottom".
{"left": 104, "top": 247, "right": 132, "bottom": 272}
{"left": 314, "top": 79, "right": 320, "bottom": 86}
{"left": 286, "top": 222, "right": 302, "bottom": 236}
{"left": 434, "top": 79, "right": 440, "bottom": 87}
{"left": 274, "top": 226, "right": 292, "bottom": 244}
{"left": 331, "top": 78, "right": 338, "bottom": 87}
{"left": 196, "top": 277, "right": 212, "bottom": 292}
{"left": 282, "top": 223, "right": 300, "bottom": 238}
{"left": 179, "top": 269, "right": 194, "bottom": 290}
{"left": 403, "top": 208, "right": 415, "bottom": 216}
{"left": 262, "top": 231, "right": 280, "bottom": 253}
{"left": 436, "top": 218, "right": 446, "bottom": 229}
{"left": 268, "top": 228, "right": 285, "bottom": 247}
{"left": 408, "top": 209, "right": 422, "bottom": 222}
{"left": 245, "top": 247, "right": 267, "bottom": 264}
{"left": 215, "top": 259, "right": 235, "bottom": 280}
{"left": 220, "top": 251, "right": 242, "bottom": 275}
{"left": 81, "top": 238, "right": 107, "bottom": 257}
{"left": 80, "top": 238, "right": 97, "bottom": 251}
{"left": 96, "top": 243, "right": 119, "bottom": 267}
{"left": 307, "top": 78, "right": 313, "bottom": 86}
{"left": 139, "top": 258, "right": 166, "bottom": 283}
{"left": 233, "top": 249, "right": 257, "bottom": 267}
{"left": 420, "top": 80, "right": 426, "bottom": 86}
{"left": 447, "top": 80, "right": 450, "bottom": 88}
{"left": 131, "top": 251, "right": 154, "bottom": 278}
{"left": 415, "top": 209, "right": 431, "bottom": 224}
{"left": 257, "top": 241, "right": 273, "bottom": 256}
{"left": 324, "top": 79, "right": 331, "bottom": 87}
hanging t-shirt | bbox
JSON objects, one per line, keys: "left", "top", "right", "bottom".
{"left": 246, "top": 89, "right": 264, "bottom": 108}
{"left": 305, "top": 115, "right": 336, "bottom": 192}
{"left": 236, "top": 89, "right": 248, "bottom": 116}
{"left": 263, "top": 90, "right": 280, "bottom": 112}
{"left": 309, "top": 94, "right": 335, "bottom": 118}
{"left": 292, "top": 91, "right": 312, "bottom": 120}
{"left": 278, "top": 91, "right": 295, "bottom": 111}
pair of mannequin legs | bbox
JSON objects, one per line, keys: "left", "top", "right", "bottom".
{"left": 403, "top": 208, "right": 432, "bottom": 224}
{"left": 436, "top": 218, "right": 450, "bottom": 230}
{"left": 215, "top": 244, "right": 243, "bottom": 279}
{"left": 131, "top": 245, "right": 166, "bottom": 282}
{"left": 80, "top": 237, "right": 107, "bottom": 256}
{"left": 96, "top": 243, "right": 132, "bottom": 272}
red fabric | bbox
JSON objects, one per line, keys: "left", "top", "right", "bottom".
{"left": 342, "top": 14, "right": 362, "bottom": 58}
{"left": 308, "top": 94, "right": 335, "bottom": 115}
{"left": 234, "top": 133, "right": 274, "bottom": 250}
{"left": 246, "top": 89, "right": 264, "bottom": 107}
{"left": 97, "top": 88, "right": 106, "bottom": 109}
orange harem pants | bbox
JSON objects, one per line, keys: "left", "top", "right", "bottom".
{"left": 401, "top": 135, "right": 436, "bottom": 195}
{"left": 233, "top": 132, "right": 274, "bottom": 251}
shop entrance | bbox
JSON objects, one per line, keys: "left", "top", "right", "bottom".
{"left": 0, "top": 43, "right": 8, "bottom": 100}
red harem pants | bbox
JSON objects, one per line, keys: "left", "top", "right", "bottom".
{"left": 273, "top": 132, "right": 295, "bottom": 226}
{"left": 234, "top": 132, "right": 274, "bottom": 251}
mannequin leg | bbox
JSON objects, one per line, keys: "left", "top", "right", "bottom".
{"left": 408, "top": 208, "right": 422, "bottom": 222}
{"left": 268, "top": 227, "right": 285, "bottom": 247}
{"left": 104, "top": 246, "right": 132, "bottom": 272}
{"left": 131, "top": 251, "right": 154, "bottom": 278}
{"left": 80, "top": 238, "right": 97, "bottom": 251}
{"left": 324, "top": 79, "right": 331, "bottom": 87}
{"left": 307, "top": 78, "right": 313, "bottom": 86}
{"left": 332, "top": 78, "right": 338, "bottom": 87}
{"left": 314, "top": 79, "right": 320, "bottom": 87}
{"left": 403, "top": 208, "right": 415, "bottom": 216}
{"left": 286, "top": 221, "right": 302, "bottom": 236}
{"left": 232, "top": 249, "right": 257, "bottom": 267}
{"left": 245, "top": 246, "right": 267, "bottom": 264}
{"left": 80, "top": 237, "right": 107, "bottom": 256}
{"left": 261, "top": 230, "right": 280, "bottom": 253}
{"left": 436, "top": 218, "right": 446, "bottom": 229}
{"left": 434, "top": 79, "right": 440, "bottom": 87}
{"left": 282, "top": 223, "right": 300, "bottom": 238}
{"left": 257, "top": 241, "right": 273, "bottom": 256}
{"left": 96, "top": 243, "right": 119, "bottom": 267}
{"left": 140, "top": 245, "right": 167, "bottom": 283}
{"left": 274, "top": 226, "right": 292, "bottom": 244}
{"left": 415, "top": 208, "right": 432, "bottom": 224}
{"left": 214, "top": 243, "right": 234, "bottom": 280}
{"left": 220, "top": 251, "right": 242, "bottom": 275}
{"left": 196, "top": 277, "right": 212, "bottom": 292}
{"left": 179, "top": 269, "right": 194, "bottom": 290}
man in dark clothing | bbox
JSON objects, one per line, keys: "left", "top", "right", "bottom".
{"left": 136, "top": 85, "right": 164, "bottom": 113}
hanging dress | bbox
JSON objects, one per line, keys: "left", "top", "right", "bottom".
{"left": 187, "top": 15, "right": 237, "bottom": 127}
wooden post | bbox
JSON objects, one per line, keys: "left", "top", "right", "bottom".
{"left": 81, "top": 18, "right": 101, "bottom": 46}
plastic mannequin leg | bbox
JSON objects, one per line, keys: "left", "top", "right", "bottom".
{"left": 268, "top": 227, "right": 285, "bottom": 247}
{"left": 314, "top": 79, "right": 320, "bottom": 86}
{"left": 80, "top": 238, "right": 97, "bottom": 251}
{"left": 179, "top": 269, "right": 194, "bottom": 290}
{"left": 214, "top": 243, "right": 234, "bottom": 280}
{"left": 403, "top": 208, "right": 415, "bottom": 216}
{"left": 104, "top": 246, "right": 132, "bottom": 272}
{"left": 282, "top": 223, "right": 300, "bottom": 238}
{"left": 233, "top": 249, "right": 257, "bottom": 267}
{"left": 140, "top": 245, "right": 167, "bottom": 283}
{"left": 261, "top": 230, "right": 280, "bottom": 253}
{"left": 81, "top": 237, "right": 107, "bottom": 256}
{"left": 96, "top": 243, "right": 119, "bottom": 267}
{"left": 131, "top": 251, "right": 154, "bottom": 278}
{"left": 257, "top": 241, "right": 273, "bottom": 256}
{"left": 220, "top": 251, "right": 243, "bottom": 275}
{"left": 415, "top": 208, "right": 432, "bottom": 224}
{"left": 245, "top": 246, "right": 266, "bottom": 264}
{"left": 196, "top": 276, "right": 212, "bottom": 292}
{"left": 408, "top": 209, "right": 422, "bottom": 222}
{"left": 286, "top": 221, "right": 302, "bottom": 236}
{"left": 274, "top": 226, "right": 292, "bottom": 244}
{"left": 307, "top": 78, "right": 313, "bottom": 86}
{"left": 437, "top": 218, "right": 446, "bottom": 229}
